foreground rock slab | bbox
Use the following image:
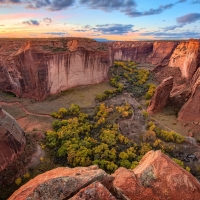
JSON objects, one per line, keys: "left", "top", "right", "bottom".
{"left": 8, "top": 165, "right": 114, "bottom": 200}
{"left": 9, "top": 150, "right": 200, "bottom": 200}
{"left": 70, "top": 181, "right": 116, "bottom": 200}
{"left": 113, "top": 150, "right": 200, "bottom": 200}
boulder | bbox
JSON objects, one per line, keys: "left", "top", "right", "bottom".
{"left": 9, "top": 151, "right": 200, "bottom": 200}
{"left": 8, "top": 165, "right": 114, "bottom": 200}
{"left": 113, "top": 150, "right": 200, "bottom": 200}
{"left": 70, "top": 181, "right": 116, "bottom": 200}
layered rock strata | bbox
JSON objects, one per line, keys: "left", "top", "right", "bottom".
{"left": 1, "top": 38, "right": 200, "bottom": 121}
{"left": 0, "top": 106, "right": 26, "bottom": 172}
{"left": 178, "top": 68, "right": 200, "bottom": 121}
{"left": 9, "top": 150, "right": 200, "bottom": 200}
{"left": 110, "top": 41, "right": 178, "bottom": 65}
{"left": 169, "top": 39, "right": 200, "bottom": 79}
{"left": 0, "top": 38, "right": 112, "bottom": 101}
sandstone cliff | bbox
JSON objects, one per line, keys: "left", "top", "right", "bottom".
{"left": 147, "top": 76, "right": 173, "bottom": 114}
{"left": 111, "top": 41, "right": 153, "bottom": 63}
{"left": 144, "top": 39, "right": 200, "bottom": 120}
{"left": 0, "top": 106, "right": 26, "bottom": 173}
{"left": 1, "top": 38, "right": 200, "bottom": 121}
{"left": 0, "top": 38, "right": 112, "bottom": 101}
{"left": 110, "top": 41, "right": 178, "bottom": 66}
{"left": 9, "top": 150, "right": 200, "bottom": 200}
{"left": 169, "top": 39, "right": 200, "bottom": 79}
{"left": 178, "top": 68, "right": 200, "bottom": 121}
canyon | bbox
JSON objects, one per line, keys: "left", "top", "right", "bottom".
{"left": 0, "top": 38, "right": 200, "bottom": 121}
{"left": 110, "top": 39, "right": 200, "bottom": 121}
{"left": 1, "top": 37, "right": 200, "bottom": 199}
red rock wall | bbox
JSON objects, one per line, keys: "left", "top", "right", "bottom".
{"left": 0, "top": 38, "right": 112, "bottom": 101}
{"left": 110, "top": 41, "right": 178, "bottom": 66}
{"left": 169, "top": 39, "right": 200, "bottom": 79}
{"left": 110, "top": 41, "right": 153, "bottom": 63}
{"left": 178, "top": 68, "right": 200, "bottom": 121}
{"left": 0, "top": 107, "right": 26, "bottom": 173}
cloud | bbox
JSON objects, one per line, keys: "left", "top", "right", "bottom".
{"left": 125, "top": 1, "right": 185, "bottom": 17}
{"left": 43, "top": 32, "right": 68, "bottom": 35}
{"left": 0, "top": 0, "right": 21, "bottom": 3}
{"left": 43, "top": 17, "right": 52, "bottom": 25}
{"left": 92, "top": 24, "right": 135, "bottom": 35}
{"left": 74, "top": 24, "right": 136, "bottom": 35}
{"left": 0, "top": 0, "right": 186, "bottom": 18}
{"left": 177, "top": 0, "right": 187, "bottom": 2}
{"left": 80, "top": 0, "right": 136, "bottom": 12}
{"left": 162, "top": 24, "right": 183, "bottom": 31}
{"left": 25, "top": 0, "right": 75, "bottom": 11}
{"left": 74, "top": 29, "right": 87, "bottom": 32}
{"left": 176, "top": 13, "right": 200, "bottom": 24}
{"left": 141, "top": 31, "right": 200, "bottom": 39}
{"left": 22, "top": 19, "right": 40, "bottom": 26}
{"left": 192, "top": 0, "right": 200, "bottom": 3}
{"left": 80, "top": 0, "right": 186, "bottom": 18}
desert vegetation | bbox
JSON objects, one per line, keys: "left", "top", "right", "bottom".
{"left": 45, "top": 100, "right": 188, "bottom": 174}
{"left": 96, "top": 61, "right": 156, "bottom": 102}
{"left": 42, "top": 61, "right": 190, "bottom": 174}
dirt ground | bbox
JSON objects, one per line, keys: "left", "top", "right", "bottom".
{"left": 0, "top": 82, "right": 113, "bottom": 133}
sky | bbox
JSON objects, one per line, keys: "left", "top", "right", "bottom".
{"left": 0, "top": 0, "right": 200, "bottom": 40}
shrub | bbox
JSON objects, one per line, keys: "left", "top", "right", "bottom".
{"left": 23, "top": 173, "right": 30, "bottom": 179}
{"left": 185, "top": 166, "right": 191, "bottom": 172}
{"left": 145, "top": 84, "right": 156, "bottom": 100}
{"left": 142, "top": 111, "right": 149, "bottom": 119}
{"left": 172, "top": 158, "right": 184, "bottom": 168}
{"left": 15, "top": 178, "right": 22, "bottom": 185}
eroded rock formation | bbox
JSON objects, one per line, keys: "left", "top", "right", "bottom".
{"left": 147, "top": 76, "right": 173, "bottom": 114}
{"left": 178, "top": 68, "right": 200, "bottom": 121}
{"left": 0, "top": 38, "right": 112, "bottom": 101}
{"left": 169, "top": 39, "right": 200, "bottom": 79}
{"left": 110, "top": 41, "right": 178, "bottom": 66}
{"left": 9, "top": 165, "right": 115, "bottom": 200}
{"left": 0, "top": 106, "right": 26, "bottom": 173}
{"left": 9, "top": 150, "right": 200, "bottom": 200}
{"left": 111, "top": 41, "right": 153, "bottom": 63}
{"left": 113, "top": 150, "right": 200, "bottom": 200}
{"left": 1, "top": 38, "right": 200, "bottom": 121}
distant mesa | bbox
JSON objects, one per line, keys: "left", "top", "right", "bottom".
{"left": 0, "top": 106, "right": 26, "bottom": 173}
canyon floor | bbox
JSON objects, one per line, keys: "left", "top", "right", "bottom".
{"left": 1, "top": 63, "right": 200, "bottom": 199}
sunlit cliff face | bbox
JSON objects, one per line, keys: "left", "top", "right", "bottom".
{"left": 0, "top": 38, "right": 112, "bottom": 101}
